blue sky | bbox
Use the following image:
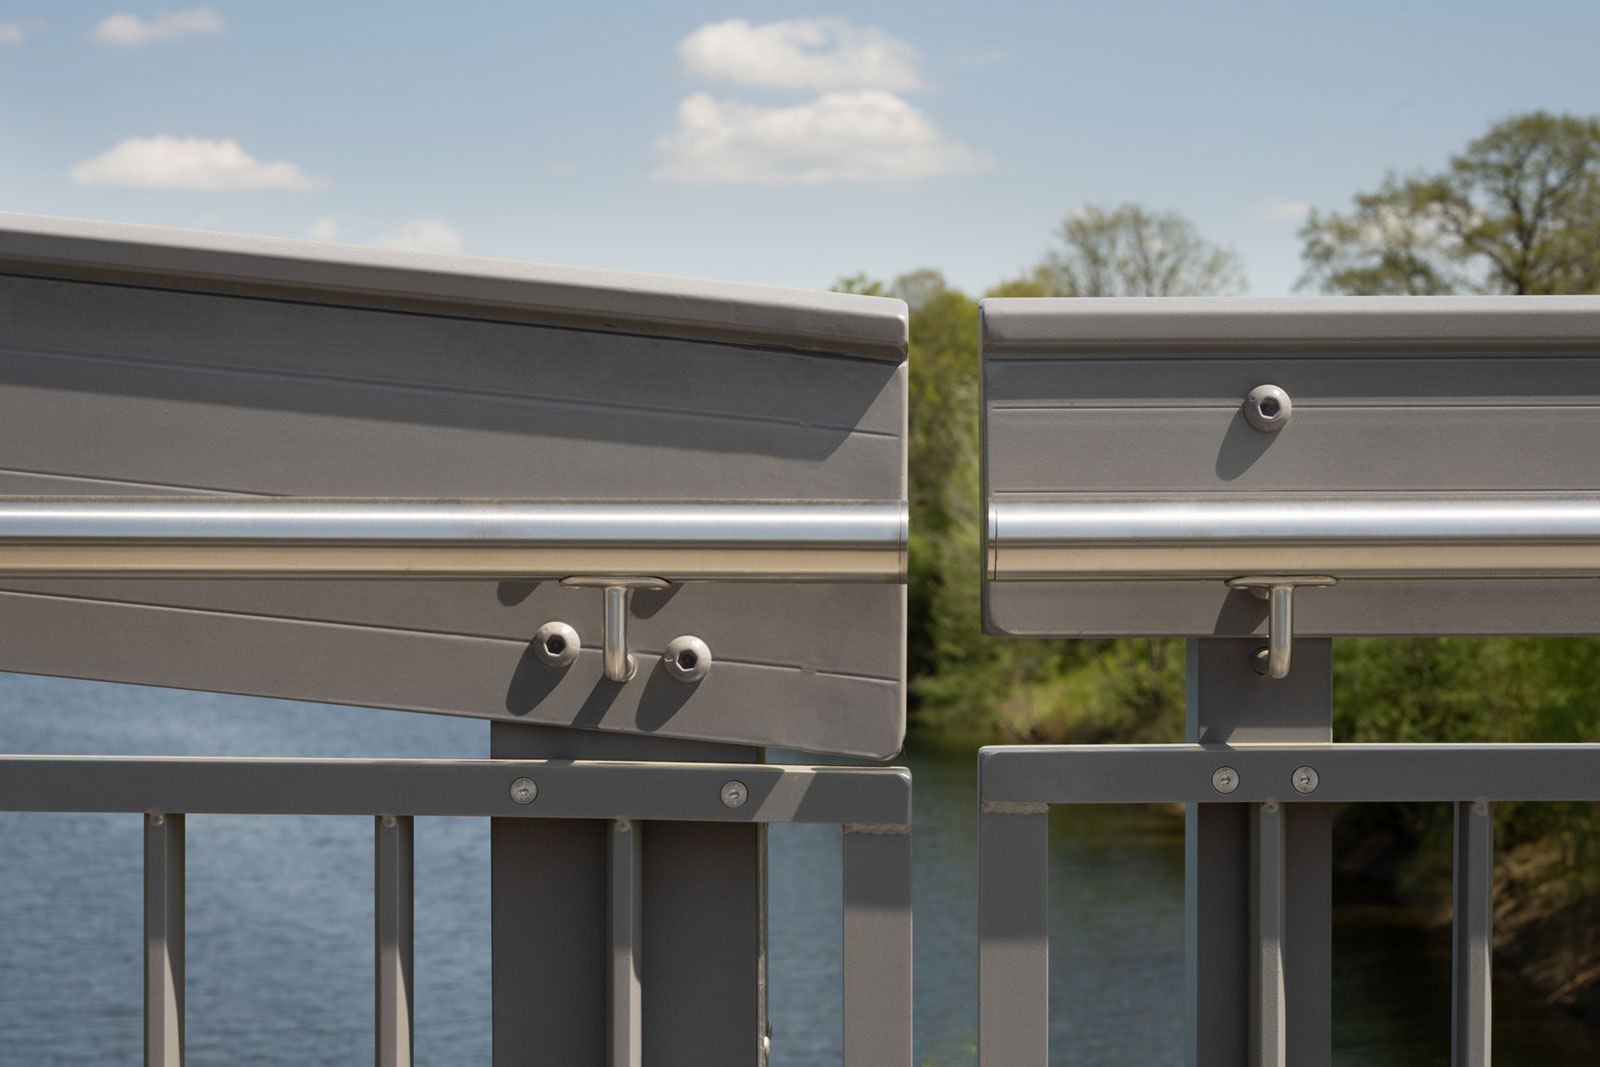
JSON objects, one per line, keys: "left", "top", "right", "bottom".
{"left": 3, "top": 1, "right": 1597, "bottom": 295}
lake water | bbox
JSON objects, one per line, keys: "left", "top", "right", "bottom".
{"left": 2, "top": 672, "right": 1597, "bottom": 1064}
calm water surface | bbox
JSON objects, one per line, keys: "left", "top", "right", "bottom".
{"left": 2, "top": 673, "right": 1596, "bottom": 1064}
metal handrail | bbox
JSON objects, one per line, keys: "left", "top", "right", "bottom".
{"left": 0, "top": 498, "right": 907, "bottom": 582}
{"left": 988, "top": 495, "right": 1600, "bottom": 581}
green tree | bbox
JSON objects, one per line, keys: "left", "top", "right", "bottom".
{"left": 1300, "top": 111, "right": 1600, "bottom": 295}
{"left": 1302, "top": 116, "right": 1600, "bottom": 1001}
{"left": 843, "top": 203, "right": 1236, "bottom": 744}
{"left": 1026, "top": 203, "right": 1246, "bottom": 297}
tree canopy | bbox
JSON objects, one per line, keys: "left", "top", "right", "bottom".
{"left": 1020, "top": 203, "right": 1245, "bottom": 297}
{"left": 1300, "top": 111, "right": 1600, "bottom": 295}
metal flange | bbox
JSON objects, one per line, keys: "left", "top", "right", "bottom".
{"left": 1225, "top": 575, "right": 1336, "bottom": 679}
{"left": 560, "top": 576, "right": 671, "bottom": 681}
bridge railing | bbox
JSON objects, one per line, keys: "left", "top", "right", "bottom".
{"left": 977, "top": 742, "right": 1600, "bottom": 1067}
{"left": 0, "top": 754, "right": 912, "bottom": 1067}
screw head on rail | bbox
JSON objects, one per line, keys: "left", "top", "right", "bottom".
{"left": 1292, "top": 766, "right": 1320, "bottom": 794}
{"left": 720, "top": 780, "right": 748, "bottom": 808}
{"left": 532, "top": 621, "right": 581, "bottom": 669}
{"left": 148, "top": 812, "right": 166, "bottom": 827}
{"left": 662, "top": 634, "right": 712, "bottom": 683}
{"left": 1244, "top": 384, "right": 1292, "bottom": 432}
{"left": 1212, "top": 766, "right": 1239, "bottom": 794}
{"left": 509, "top": 777, "right": 538, "bottom": 805}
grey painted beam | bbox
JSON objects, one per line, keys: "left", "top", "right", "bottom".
{"left": 374, "top": 814, "right": 414, "bottom": 1067}
{"left": 489, "top": 725, "right": 767, "bottom": 1067}
{"left": 1452, "top": 800, "right": 1493, "bottom": 1067}
{"left": 1184, "top": 637, "right": 1330, "bottom": 1067}
{"left": 981, "top": 294, "right": 1600, "bottom": 354}
{"left": 609, "top": 819, "right": 643, "bottom": 1067}
{"left": 144, "top": 811, "right": 183, "bottom": 1067}
{"left": 0, "top": 212, "right": 909, "bottom": 361}
{"left": 0, "top": 757, "right": 912, "bottom": 826}
{"left": 1250, "top": 802, "right": 1286, "bottom": 1067}
{"left": 980, "top": 743, "right": 1600, "bottom": 805}
{"left": 842, "top": 825, "right": 913, "bottom": 1067}
{"left": 977, "top": 806, "right": 1049, "bottom": 1067}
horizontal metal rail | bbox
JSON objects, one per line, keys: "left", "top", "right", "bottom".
{"left": 0, "top": 756, "right": 912, "bottom": 826}
{"left": 5, "top": 756, "right": 912, "bottom": 1067}
{"left": 979, "top": 742, "right": 1600, "bottom": 804}
{"left": 0, "top": 498, "right": 907, "bottom": 582}
{"left": 988, "top": 496, "right": 1600, "bottom": 580}
{"left": 977, "top": 742, "right": 1600, "bottom": 1067}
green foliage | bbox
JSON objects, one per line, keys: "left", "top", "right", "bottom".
{"left": 1300, "top": 111, "right": 1600, "bottom": 295}
{"left": 1334, "top": 636, "right": 1600, "bottom": 904}
{"left": 1301, "top": 111, "right": 1600, "bottom": 914}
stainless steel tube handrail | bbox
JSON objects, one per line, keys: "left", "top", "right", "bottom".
{"left": 0, "top": 499, "right": 907, "bottom": 581}
{"left": 989, "top": 496, "right": 1600, "bottom": 581}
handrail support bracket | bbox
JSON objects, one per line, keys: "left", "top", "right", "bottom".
{"left": 1225, "top": 576, "right": 1337, "bottom": 680}
{"left": 561, "top": 576, "right": 672, "bottom": 682}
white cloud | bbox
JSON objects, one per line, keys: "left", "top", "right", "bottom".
{"left": 91, "top": 7, "right": 222, "bottom": 47}
{"left": 69, "top": 136, "right": 328, "bottom": 191}
{"left": 307, "top": 217, "right": 340, "bottom": 242}
{"left": 0, "top": 21, "right": 25, "bottom": 45}
{"left": 678, "top": 18, "right": 923, "bottom": 91}
{"left": 370, "top": 219, "right": 464, "bottom": 254}
{"left": 1256, "top": 198, "right": 1312, "bottom": 221}
{"left": 655, "top": 90, "right": 989, "bottom": 186}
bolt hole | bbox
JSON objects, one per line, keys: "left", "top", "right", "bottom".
{"left": 677, "top": 650, "right": 698, "bottom": 670}
{"left": 1258, "top": 397, "right": 1280, "bottom": 418}
{"left": 545, "top": 635, "right": 566, "bottom": 655}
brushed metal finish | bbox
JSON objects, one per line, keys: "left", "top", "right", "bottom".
{"left": 562, "top": 577, "right": 672, "bottom": 682}
{"left": 990, "top": 496, "right": 1600, "bottom": 580}
{"left": 0, "top": 499, "right": 907, "bottom": 582}
{"left": 1225, "top": 577, "right": 1337, "bottom": 680}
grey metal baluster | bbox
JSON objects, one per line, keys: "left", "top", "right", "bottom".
{"left": 145, "top": 811, "right": 184, "bottom": 1067}
{"left": 842, "top": 823, "right": 913, "bottom": 1067}
{"left": 375, "top": 814, "right": 414, "bottom": 1067}
{"left": 1251, "top": 801, "right": 1286, "bottom": 1067}
{"left": 609, "top": 818, "right": 643, "bottom": 1067}
{"left": 978, "top": 804, "right": 1049, "bottom": 1067}
{"left": 1453, "top": 799, "right": 1493, "bottom": 1067}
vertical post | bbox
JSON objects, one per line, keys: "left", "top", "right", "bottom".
{"left": 491, "top": 724, "right": 764, "bottom": 1067}
{"left": 603, "top": 586, "right": 633, "bottom": 682}
{"left": 1251, "top": 802, "right": 1286, "bottom": 1067}
{"left": 609, "top": 818, "right": 643, "bottom": 1067}
{"left": 1452, "top": 799, "right": 1493, "bottom": 1067}
{"left": 842, "top": 824, "right": 913, "bottom": 1067}
{"left": 145, "top": 811, "right": 184, "bottom": 1067}
{"left": 375, "top": 814, "right": 414, "bottom": 1067}
{"left": 1186, "top": 637, "right": 1332, "bottom": 1067}
{"left": 978, "top": 804, "right": 1049, "bottom": 1067}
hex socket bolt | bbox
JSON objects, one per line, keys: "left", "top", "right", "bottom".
{"left": 532, "top": 621, "right": 581, "bottom": 669}
{"left": 1244, "top": 384, "right": 1292, "bottom": 432}
{"left": 662, "top": 635, "right": 712, "bottom": 683}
